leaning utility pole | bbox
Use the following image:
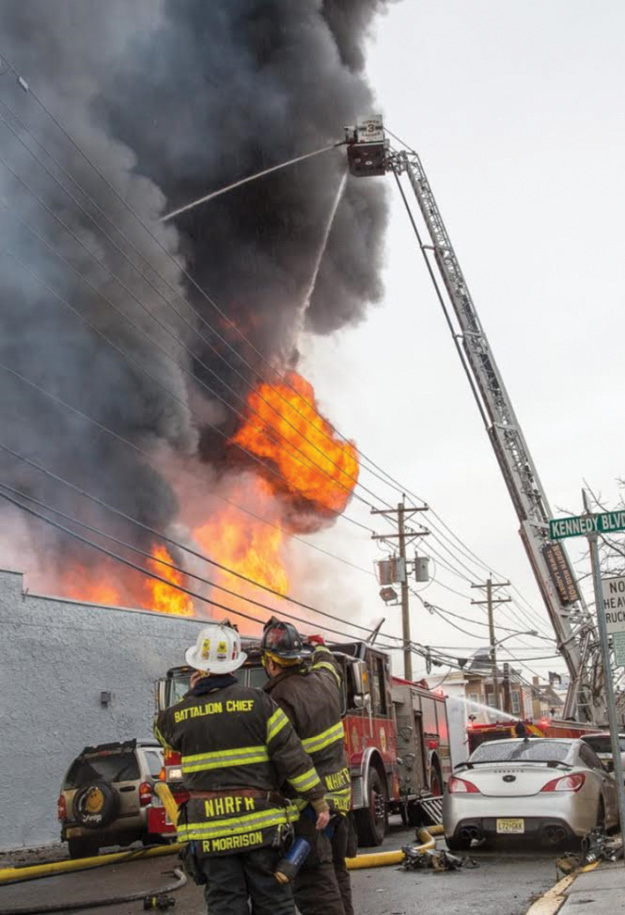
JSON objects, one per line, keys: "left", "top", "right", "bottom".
{"left": 471, "top": 577, "right": 511, "bottom": 710}
{"left": 372, "top": 497, "right": 429, "bottom": 681}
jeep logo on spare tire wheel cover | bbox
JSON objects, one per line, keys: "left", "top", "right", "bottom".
{"left": 73, "top": 781, "right": 120, "bottom": 829}
{"left": 503, "top": 774, "right": 516, "bottom": 783}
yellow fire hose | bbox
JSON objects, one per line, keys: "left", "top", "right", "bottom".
{"left": 154, "top": 782, "right": 180, "bottom": 827}
{"left": 0, "top": 843, "right": 182, "bottom": 886}
{"left": 346, "top": 824, "right": 444, "bottom": 870}
{"left": 0, "top": 775, "right": 443, "bottom": 886}
{"left": 0, "top": 784, "right": 183, "bottom": 886}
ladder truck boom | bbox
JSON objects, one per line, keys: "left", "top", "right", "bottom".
{"left": 344, "top": 118, "right": 604, "bottom": 722}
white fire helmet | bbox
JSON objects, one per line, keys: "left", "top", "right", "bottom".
{"left": 185, "top": 623, "right": 247, "bottom": 674}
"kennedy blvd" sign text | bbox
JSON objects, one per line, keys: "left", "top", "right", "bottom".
{"left": 549, "top": 511, "right": 625, "bottom": 541}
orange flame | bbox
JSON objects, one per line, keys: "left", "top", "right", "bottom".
{"left": 53, "top": 372, "right": 354, "bottom": 627}
{"left": 231, "top": 370, "right": 359, "bottom": 513}
{"left": 61, "top": 563, "right": 122, "bottom": 606}
{"left": 194, "top": 477, "right": 287, "bottom": 628}
{"left": 146, "top": 545, "right": 195, "bottom": 616}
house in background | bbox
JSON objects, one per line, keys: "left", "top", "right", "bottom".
{"left": 441, "top": 650, "right": 564, "bottom": 727}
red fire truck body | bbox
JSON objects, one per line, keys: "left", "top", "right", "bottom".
{"left": 149, "top": 638, "right": 451, "bottom": 846}
{"left": 467, "top": 717, "right": 601, "bottom": 755}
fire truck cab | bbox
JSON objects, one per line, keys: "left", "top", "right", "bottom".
{"left": 151, "top": 638, "right": 451, "bottom": 847}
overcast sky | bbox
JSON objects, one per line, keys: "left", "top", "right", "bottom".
{"left": 298, "top": 0, "right": 625, "bottom": 682}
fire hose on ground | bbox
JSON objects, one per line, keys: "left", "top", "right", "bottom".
{"left": 345, "top": 824, "right": 444, "bottom": 869}
{"left": 0, "top": 843, "right": 183, "bottom": 886}
{"left": 0, "top": 780, "right": 445, "bottom": 914}
{"left": 0, "top": 866, "right": 186, "bottom": 915}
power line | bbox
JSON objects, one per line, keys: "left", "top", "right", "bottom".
{"left": 0, "top": 484, "right": 357, "bottom": 641}
{"left": 0, "top": 112, "right": 399, "bottom": 526}
{"left": 418, "top": 596, "right": 554, "bottom": 639}
{"left": 0, "top": 59, "right": 491, "bottom": 555}
{"left": 0, "top": 361, "right": 375, "bottom": 579}
{"left": 0, "top": 481, "right": 443, "bottom": 664}
{"left": 0, "top": 60, "right": 549, "bottom": 632}
{"left": 0, "top": 221, "right": 376, "bottom": 546}
{"left": 0, "top": 476, "right": 390, "bottom": 642}
{"left": 0, "top": 68, "right": 550, "bottom": 638}
{"left": 0, "top": 73, "right": 401, "bottom": 509}
{"left": 0, "top": 453, "right": 489, "bottom": 669}
{"left": 0, "top": 159, "right": 380, "bottom": 528}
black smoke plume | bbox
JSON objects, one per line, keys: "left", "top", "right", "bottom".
{"left": 0, "top": 0, "right": 392, "bottom": 600}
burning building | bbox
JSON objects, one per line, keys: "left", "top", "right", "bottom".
{"left": 0, "top": 1, "right": 391, "bottom": 625}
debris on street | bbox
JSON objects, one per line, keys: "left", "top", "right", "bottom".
{"left": 400, "top": 843, "right": 478, "bottom": 872}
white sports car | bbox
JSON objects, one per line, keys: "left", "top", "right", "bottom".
{"left": 443, "top": 737, "right": 619, "bottom": 850}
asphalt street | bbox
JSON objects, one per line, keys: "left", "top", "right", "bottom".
{"left": 0, "top": 821, "right": 559, "bottom": 915}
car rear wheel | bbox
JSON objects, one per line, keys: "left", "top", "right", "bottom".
{"left": 354, "top": 767, "right": 388, "bottom": 847}
{"left": 67, "top": 838, "right": 99, "bottom": 859}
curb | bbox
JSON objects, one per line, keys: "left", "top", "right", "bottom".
{"left": 525, "top": 861, "right": 599, "bottom": 915}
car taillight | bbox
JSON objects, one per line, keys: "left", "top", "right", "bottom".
{"left": 448, "top": 775, "right": 480, "bottom": 794}
{"left": 158, "top": 766, "right": 166, "bottom": 782}
{"left": 541, "top": 773, "right": 586, "bottom": 793}
{"left": 57, "top": 794, "right": 67, "bottom": 821}
{"left": 139, "top": 782, "right": 153, "bottom": 807}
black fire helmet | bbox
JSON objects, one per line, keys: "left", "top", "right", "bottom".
{"left": 260, "top": 616, "right": 304, "bottom": 660}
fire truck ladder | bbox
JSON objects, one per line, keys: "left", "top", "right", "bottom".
{"left": 388, "top": 147, "right": 604, "bottom": 723}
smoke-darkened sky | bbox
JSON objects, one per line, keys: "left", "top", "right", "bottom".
{"left": 0, "top": 0, "right": 393, "bottom": 588}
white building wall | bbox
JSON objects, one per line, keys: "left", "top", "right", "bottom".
{"left": 0, "top": 569, "right": 207, "bottom": 851}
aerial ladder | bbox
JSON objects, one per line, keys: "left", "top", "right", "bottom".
{"left": 344, "top": 117, "right": 604, "bottom": 723}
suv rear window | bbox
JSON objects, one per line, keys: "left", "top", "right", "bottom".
{"left": 64, "top": 751, "right": 140, "bottom": 788}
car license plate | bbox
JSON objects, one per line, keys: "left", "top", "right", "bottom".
{"left": 496, "top": 818, "right": 525, "bottom": 834}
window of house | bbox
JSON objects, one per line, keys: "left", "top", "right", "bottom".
{"left": 468, "top": 693, "right": 479, "bottom": 705}
{"left": 511, "top": 692, "right": 521, "bottom": 715}
{"left": 486, "top": 694, "right": 496, "bottom": 708}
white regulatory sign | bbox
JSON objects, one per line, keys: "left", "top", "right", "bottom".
{"left": 602, "top": 576, "right": 625, "bottom": 633}
{"left": 602, "top": 576, "right": 625, "bottom": 667}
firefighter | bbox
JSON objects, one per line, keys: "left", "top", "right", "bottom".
{"left": 261, "top": 618, "right": 355, "bottom": 915}
{"left": 154, "top": 622, "right": 330, "bottom": 915}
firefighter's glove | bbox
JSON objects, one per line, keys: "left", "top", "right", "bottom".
{"left": 310, "top": 798, "right": 331, "bottom": 831}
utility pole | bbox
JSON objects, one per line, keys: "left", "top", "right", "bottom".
{"left": 583, "top": 489, "right": 625, "bottom": 864}
{"left": 372, "top": 497, "right": 429, "bottom": 681}
{"left": 471, "top": 577, "right": 511, "bottom": 711}
{"left": 502, "top": 662, "right": 512, "bottom": 715}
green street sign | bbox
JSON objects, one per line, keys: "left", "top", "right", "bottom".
{"left": 613, "top": 632, "right": 625, "bottom": 668}
{"left": 549, "top": 510, "right": 625, "bottom": 541}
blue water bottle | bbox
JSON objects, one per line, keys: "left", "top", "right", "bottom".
{"left": 274, "top": 837, "right": 312, "bottom": 884}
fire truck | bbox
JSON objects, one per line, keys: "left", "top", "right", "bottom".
{"left": 466, "top": 717, "right": 601, "bottom": 755}
{"left": 149, "top": 638, "right": 451, "bottom": 846}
